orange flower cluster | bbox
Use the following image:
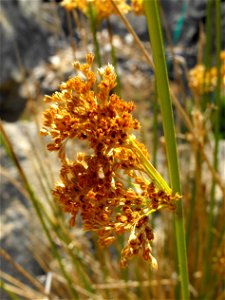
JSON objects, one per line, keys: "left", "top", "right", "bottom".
{"left": 94, "top": 0, "right": 130, "bottom": 20}
{"left": 131, "top": 0, "right": 144, "bottom": 15}
{"left": 188, "top": 51, "right": 225, "bottom": 96}
{"left": 61, "top": 0, "right": 130, "bottom": 20}
{"left": 41, "top": 53, "right": 180, "bottom": 268}
{"left": 60, "top": 0, "right": 87, "bottom": 12}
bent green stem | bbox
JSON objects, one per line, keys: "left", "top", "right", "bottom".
{"left": 107, "top": 18, "right": 121, "bottom": 95}
{"left": 202, "top": 0, "right": 213, "bottom": 110}
{"left": 88, "top": 3, "right": 101, "bottom": 68}
{"left": 152, "top": 79, "right": 159, "bottom": 168}
{"left": 143, "top": 1, "right": 189, "bottom": 299}
{"left": 129, "top": 135, "right": 171, "bottom": 194}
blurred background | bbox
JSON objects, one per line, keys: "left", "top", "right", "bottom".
{"left": 1, "top": 0, "right": 224, "bottom": 122}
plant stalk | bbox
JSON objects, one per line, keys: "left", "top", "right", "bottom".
{"left": 204, "top": 0, "right": 213, "bottom": 69}
{"left": 88, "top": 3, "right": 102, "bottom": 68}
{"left": 129, "top": 135, "right": 171, "bottom": 194}
{"left": 152, "top": 79, "right": 158, "bottom": 168}
{"left": 202, "top": 0, "right": 213, "bottom": 110}
{"left": 143, "top": 1, "right": 189, "bottom": 299}
{"left": 204, "top": 0, "right": 222, "bottom": 293}
{"left": 107, "top": 18, "right": 121, "bottom": 95}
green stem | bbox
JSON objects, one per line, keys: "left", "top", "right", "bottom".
{"left": 202, "top": 0, "right": 213, "bottom": 110}
{"left": 107, "top": 18, "right": 121, "bottom": 95}
{"left": 204, "top": 0, "right": 222, "bottom": 292}
{"left": 186, "top": 153, "right": 197, "bottom": 247}
{"left": 66, "top": 11, "right": 76, "bottom": 59}
{"left": 129, "top": 135, "right": 171, "bottom": 194}
{"left": 151, "top": 80, "right": 159, "bottom": 228}
{"left": 88, "top": 3, "right": 101, "bottom": 68}
{"left": 152, "top": 79, "right": 158, "bottom": 168}
{"left": 204, "top": 0, "right": 213, "bottom": 68}
{"left": 143, "top": 1, "right": 189, "bottom": 299}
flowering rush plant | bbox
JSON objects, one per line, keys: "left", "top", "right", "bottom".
{"left": 41, "top": 54, "right": 181, "bottom": 268}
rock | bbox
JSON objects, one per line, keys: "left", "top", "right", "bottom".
{"left": 173, "top": 0, "right": 225, "bottom": 68}
{"left": 0, "top": 0, "right": 51, "bottom": 122}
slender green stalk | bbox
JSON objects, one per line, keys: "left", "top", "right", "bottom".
{"left": 107, "top": 18, "right": 121, "bottom": 95}
{"left": 88, "top": 3, "right": 101, "bottom": 67}
{"left": 204, "top": 0, "right": 222, "bottom": 292}
{"left": 129, "top": 135, "right": 172, "bottom": 194}
{"left": 208, "top": 0, "right": 222, "bottom": 246}
{"left": 192, "top": 149, "right": 202, "bottom": 277}
{"left": 204, "top": 0, "right": 213, "bottom": 68}
{"left": 66, "top": 10, "right": 77, "bottom": 59}
{"left": 152, "top": 79, "right": 158, "bottom": 168}
{"left": 152, "top": 81, "right": 158, "bottom": 228}
{"left": 202, "top": 0, "right": 213, "bottom": 110}
{"left": 143, "top": 1, "right": 189, "bottom": 299}
{"left": 186, "top": 156, "right": 197, "bottom": 247}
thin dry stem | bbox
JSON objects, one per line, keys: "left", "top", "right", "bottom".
{"left": 200, "top": 146, "right": 225, "bottom": 197}
{"left": 0, "top": 248, "right": 45, "bottom": 294}
{"left": 0, "top": 271, "right": 46, "bottom": 299}
{"left": 34, "top": 115, "right": 56, "bottom": 184}
{"left": 110, "top": 0, "right": 154, "bottom": 69}
{"left": 92, "top": 278, "right": 176, "bottom": 289}
{"left": 0, "top": 167, "right": 29, "bottom": 200}
{"left": 50, "top": 272, "right": 98, "bottom": 299}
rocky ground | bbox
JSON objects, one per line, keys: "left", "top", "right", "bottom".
{"left": 0, "top": 122, "right": 42, "bottom": 299}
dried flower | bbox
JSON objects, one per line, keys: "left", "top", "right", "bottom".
{"left": 41, "top": 53, "right": 181, "bottom": 268}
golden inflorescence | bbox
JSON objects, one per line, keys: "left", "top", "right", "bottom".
{"left": 41, "top": 53, "right": 180, "bottom": 268}
{"left": 188, "top": 50, "right": 225, "bottom": 96}
{"left": 131, "top": 0, "right": 144, "bottom": 15}
{"left": 60, "top": 0, "right": 144, "bottom": 18}
{"left": 61, "top": 0, "right": 131, "bottom": 20}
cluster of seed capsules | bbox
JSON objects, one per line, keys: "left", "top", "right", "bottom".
{"left": 41, "top": 54, "right": 180, "bottom": 268}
